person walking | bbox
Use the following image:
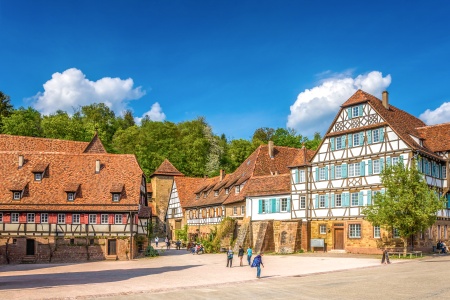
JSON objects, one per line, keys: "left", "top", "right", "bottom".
{"left": 238, "top": 245, "right": 244, "bottom": 266}
{"left": 247, "top": 246, "right": 253, "bottom": 265}
{"left": 165, "top": 236, "right": 170, "bottom": 250}
{"left": 226, "top": 246, "right": 234, "bottom": 268}
{"left": 251, "top": 252, "right": 264, "bottom": 278}
{"left": 155, "top": 236, "right": 159, "bottom": 248}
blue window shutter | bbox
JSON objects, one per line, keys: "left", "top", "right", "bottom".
{"left": 367, "top": 130, "right": 372, "bottom": 144}
{"left": 265, "top": 200, "right": 269, "bottom": 213}
{"left": 342, "top": 135, "right": 346, "bottom": 148}
{"left": 286, "top": 198, "right": 291, "bottom": 211}
{"left": 331, "top": 165, "right": 335, "bottom": 180}
{"left": 258, "top": 200, "right": 262, "bottom": 214}
{"left": 380, "top": 158, "right": 384, "bottom": 171}
{"left": 359, "top": 191, "right": 363, "bottom": 206}
{"left": 380, "top": 128, "right": 384, "bottom": 142}
{"left": 347, "top": 107, "right": 352, "bottom": 119}
{"left": 368, "top": 160, "right": 373, "bottom": 175}
{"left": 386, "top": 157, "right": 391, "bottom": 167}
{"left": 367, "top": 191, "right": 372, "bottom": 205}
{"left": 315, "top": 195, "right": 319, "bottom": 208}
{"left": 330, "top": 137, "right": 335, "bottom": 151}
{"left": 343, "top": 193, "right": 349, "bottom": 207}
{"left": 360, "top": 161, "right": 365, "bottom": 176}
{"left": 331, "top": 194, "right": 335, "bottom": 208}
{"left": 293, "top": 169, "right": 299, "bottom": 184}
{"left": 315, "top": 168, "right": 319, "bottom": 181}
{"left": 359, "top": 132, "right": 364, "bottom": 146}
{"left": 447, "top": 194, "right": 450, "bottom": 209}
{"left": 348, "top": 134, "right": 353, "bottom": 147}
{"left": 399, "top": 155, "right": 404, "bottom": 165}
{"left": 342, "top": 164, "right": 348, "bottom": 178}
{"left": 276, "top": 199, "right": 280, "bottom": 213}
{"left": 359, "top": 104, "right": 363, "bottom": 116}
{"left": 271, "top": 199, "right": 277, "bottom": 213}
{"left": 325, "top": 166, "right": 329, "bottom": 180}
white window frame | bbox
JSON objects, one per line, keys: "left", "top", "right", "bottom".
{"left": 443, "top": 166, "right": 447, "bottom": 179}
{"left": 336, "top": 137, "right": 342, "bottom": 150}
{"left": 280, "top": 198, "right": 288, "bottom": 212}
{"left": 0, "top": 213, "right": 3, "bottom": 223}
{"left": 300, "top": 196, "right": 306, "bottom": 209}
{"left": 392, "top": 157, "right": 399, "bottom": 166}
{"left": 67, "top": 192, "right": 75, "bottom": 201}
{"left": 241, "top": 205, "right": 245, "bottom": 215}
{"left": 349, "top": 163, "right": 360, "bottom": 177}
{"left": 233, "top": 206, "right": 237, "bottom": 215}
{"left": 41, "top": 213, "right": 48, "bottom": 223}
{"left": 27, "top": 213, "right": 35, "bottom": 223}
{"left": 11, "top": 213, "right": 19, "bottom": 223}
{"left": 319, "top": 195, "right": 326, "bottom": 208}
{"left": 89, "top": 214, "right": 97, "bottom": 224}
{"left": 373, "top": 160, "right": 380, "bottom": 174}
{"left": 34, "top": 173, "right": 42, "bottom": 181}
{"left": 58, "top": 213, "right": 65, "bottom": 224}
{"left": 235, "top": 185, "right": 240, "bottom": 194}
{"left": 214, "top": 190, "right": 219, "bottom": 197}
{"left": 115, "top": 214, "right": 122, "bottom": 224}
{"left": 112, "top": 193, "right": 120, "bottom": 202}
{"left": 319, "top": 167, "right": 326, "bottom": 181}
{"left": 261, "top": 200, "right": 267, "bottom": 213}
{"left": 101, "top": 214, "right": 109, "bottom": 224}
{"left": 353, "top": 134, "right": 359, "bottom": 147}
{"left": 374, "top": 226, "right": 381, "bottom": 238}
{"left": 335, "top": 165, "right": 342, "bottom": 179}
{"left": 72, "top": 214, "right": 80, "bottom": 224}
{"left": 299, "top": 170, "right": 305, "bottom": 183}
{"left": 349, "top": 224, "right": 361, "bottom": 238}
{"left": 13, "top": 191, "right": 21, "bottom": 200}
{"left": 373, "top": 129, "right": 380, "bottom": 143}
{"left": 335, "top": 194, "right": 342, "bottom": 207}
{"left": 351, "top": 192, "right": 359, "bottom": 206}
{"left": 225, "top": 188, "right": 229, "bottom": 195}
{"left": 393, "top": 228, "right": 400, "bottom": 238}
{"left": 319, "top": 224, "right": 327, "bottom": 235}
{"left": 352, "top": 106, "right": 359, "bottom": 118}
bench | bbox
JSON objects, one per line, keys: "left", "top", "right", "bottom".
{"left": 388, "top": 251, "right": 422, "bottom": 258}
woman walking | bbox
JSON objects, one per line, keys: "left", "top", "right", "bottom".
{"left": 251, "top": 252, "right": 264, "bottom": 278}
{"left": 247, "top": 246, "right": 253, "bottom": 265}
{"left": 226, "top": 246, "right": 234, "bottom": 268}
{"left": 238, "top": 245, "right": 244, "bottom": 266}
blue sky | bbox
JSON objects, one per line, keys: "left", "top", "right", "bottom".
{"left": 1, "top": 1, "right": 449, "bottom": 140}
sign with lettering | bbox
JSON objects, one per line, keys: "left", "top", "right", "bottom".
{"left": 311, "top": 239, "right": 325, "bottom": 247}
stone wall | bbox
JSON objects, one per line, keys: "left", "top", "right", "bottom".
{"left": 151, "top": 175, "right": 175, "bottom": 235}
{"left": 0, "top": 236, "right": 134, "bottom": 264}
{"left": 273, "top": 220, "right": 302, "bottom": 253}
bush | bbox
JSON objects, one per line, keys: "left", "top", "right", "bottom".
{"left": 144, "top": 245, "right": 159, "bottom": 257}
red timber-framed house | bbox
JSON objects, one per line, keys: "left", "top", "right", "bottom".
{"left": 0, "top": 134, "right": 150, "bottom": 263}
{"left": 290, "top": 90, "right": 450, "bottom": 254}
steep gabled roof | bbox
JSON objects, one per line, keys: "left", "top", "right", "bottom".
{"left": 151, "top": 159, "right": 184, "bottom": 177}
{"left": 416, "top": 122, "right": 450, "bottom": 152}
{"left": 0, "top": 134, "right": 88, "bottom": 153}
{"left": 83, "top": 133, "right": 107, "bottom": 153}
{"left": 289, "top": 147, "right": 316, "bottom": 167}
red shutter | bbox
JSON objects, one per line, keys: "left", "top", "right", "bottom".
{"left": 66, "top": 213, "right": 72, "bottom": 224}
{"left": 97, "top": 213, "right": 101, "bottom": 224}
{"left": 4, "top": 213, "right": 10, "bottom": 223}
{"left": 84, "top": 214, "right": 89, "bottom": 224}
{"left": 109, "top": 214, "right": 114, "bottom": 224}
{"left": 36, "top": 213, "right": 41, "bottom": 223}
{"left": 122, "top": 214, "right": 127, "bottom": 224}
{"left": 50, "top": 213, "right": 57, "bottom": 224}
{"left": 19, "top": 213, "right": 26, "bottom": 223}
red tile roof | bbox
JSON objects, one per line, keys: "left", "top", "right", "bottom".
{"left": 245, "top": 174, "right": 291, "bottom": 197}
{"left": 289, "top": 147, "right": 316, "bottom": 167}
{"left": 416, "top": 122, "right": 450, "bottom": 152}
{"left": 174, "top": 177, "right": 209, "bottom": 207}
{"left": 151, "top": 159, "right": 184, "bottom": 177}
{"left": 83, "top": 133, "right": 107, "bottom": 153}
{"left": 0, "top": 134, "right": 89, "bottom": 153}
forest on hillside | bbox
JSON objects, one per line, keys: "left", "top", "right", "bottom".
{"left": 0, "top": 91, "right": 321, "bottom": 178}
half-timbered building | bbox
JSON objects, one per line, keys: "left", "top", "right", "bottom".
{"left": 0, "top": 134, "right": 150, "bottom": 263}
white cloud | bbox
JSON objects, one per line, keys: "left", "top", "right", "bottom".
{"left": 419, "top": 102, "right": 450, "bottom": 125}
{"left": 287, "top": 71, "right": 392, "bottom": 136}
{"left": 134, "top": 102, "right": 166, "bottom": 124}
{"left": 32, "top": 68, "right": 148, "bottom": 116}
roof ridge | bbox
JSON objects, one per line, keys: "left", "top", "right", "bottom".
{"left": 416, "top": 122, "right": 450, "bottom": 129}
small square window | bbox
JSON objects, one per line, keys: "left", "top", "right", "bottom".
{"left": 335, "top": 194, "right": 342, "bottom": 207}
{"left": 89, "top": 214, "right": 97, "bottom": 224}
{"left": 300, "top": 196, "right": 306, "bottom": 209}
{"left": 112, "top": 193, "right": 120, "bottom": 202}
{"left": 11, "top": 213, "right": 19, "bottom": 223}
{"left": 58, "top": 214, "right": 65, "bottom": 224}
{"left": 233, "top": 206, "right": 237, "bottom": 215}
{"left": 353, "top": 134, "right": 359, "bottom": 147}
{"left": 349, "top": 224, "right": 361, "bottom": 238}
{"left": 27, "top": 213, "right": 35, "bottom": 223}
{"left": 299, "top": 170, "right": 305, "bottom": 183}
{"left": 225, "top": 188, "right": 229, "bottom": 195}
{"left": 319, "top": 224, "right": 327, "bottom": 234}
{"left": 13, "top": 192, "right": 21, "bottom": 200}
{"left": 374, "top": 226, "right": 381, "bottom": 238}
{"left": 34, "top": 173, "right": 42, "bottom": 181}
{"left": 335, "top": 165, "right": 342, "bottom": 178}
{"left": 67, "top": 192, "right": 75, "bottom": 201}
{"left": 373, "top": 129, "right": 380, "bottom": 143}
{"left": 115, "top": 214, "right": 122, "bottom": 224}
{"left": 241, "top": 205, "right": 245, "bottom": 215}
{"left": 319, "top": 195, "right": 325, "bottom": 208}
{"left": 214, "top": 190, "right": 219, "bottom": 197}
{"left": 352, "top": 106, "right": 359, "bottom": 118}
{"left": 235, "top": 186, "right": 240, "bottom": 194}
{"left": 72, "top": 214, "right": 80, "bottom": 224}
{"left": 41, "top": 213, "right": 48, "bottom": 223}
{"left": 101, "top": 214, "right": 109, "bottom": 224}
{"left": 280, "top": 198, "right": 288, "bottom": 212}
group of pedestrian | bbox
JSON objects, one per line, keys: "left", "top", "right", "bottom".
{"left": 227, "top": 245, "right": 264, "bottom": 278}
{"left": 154, "top": 236, "right": 172, "bottom": 250}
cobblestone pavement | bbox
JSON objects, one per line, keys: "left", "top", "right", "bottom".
{"left": 0, "top": 248, "right": 441, "bottom": 300}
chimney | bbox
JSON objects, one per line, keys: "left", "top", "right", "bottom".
{"left": 18, "top": 155, "right": 24, "bottom": 168}
{"left": 95, "top": 159, "right": 101, "bottom": 174}
{"left": 220, "top": 169, "right": 225, "bottom": 181}
{"left": 382, "top": 91, "right": 389, "bottom": 110}
{"left": 268, "top": 141, "right": 274, "bottom": 158}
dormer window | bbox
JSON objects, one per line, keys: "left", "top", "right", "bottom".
{"left": 32, "top": 163, "right": 48, "bottom": 181}
{"left": 13, "top": 191, "right": 22, "bottom": 200}
{"left": 64, "top": 183, "right": 80, "bottom": 202}
{"left": 235, "top": 185, "right": 240, "bottom": 194}
{"left": 34, "top": 173, "right": 42, "bottom": 181}
{"left": 225, "top": 188, "right": 229, "bottom": 195}
{"left": 112, "top": 193, "right": 121, "bottom": 202}
{"left": 67, "top": 192, "right": 76, "bottom": 201}
{"left": 203, "top": 191, "right": 207, "bottom": 198}
{"left": 214, "top": 190, "right": 219, "bottom": 197}
{"left": 196, "top": 193, "right": 200, "bottom": 200}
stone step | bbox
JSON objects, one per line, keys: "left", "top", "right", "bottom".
{"left": 21, "top": 255, "right": 36, "bottom": 264}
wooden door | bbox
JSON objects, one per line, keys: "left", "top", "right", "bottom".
{"left": 108, "top": 239, "right": 117, "bottom": 255}
{"left": 334, "top": 229, "right": 344, "bottom": 249}
{"left": 26, "top": 239, "right": 35, "bottom": 255}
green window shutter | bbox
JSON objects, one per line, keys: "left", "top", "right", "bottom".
{"left": 325, "top": 166, "right": 329, "bottom": 180}
{"left": 286, "top": 198, "right": 291, "bottom": 211}
{"left": 347, "top": 107, "right": 352, "bottom": 119}
{"left": 331, "top": 194, "right": 335, "bottom": 208}
{"left": 367, "top": 130, "right": 372, "bottom": 144}
{"left": 342, "top": 164, "right": 348, "bottom": 178}
{"left": 359, "top": 132, "right": 364, "bottom": 146}
{"left": 265, "top": 200, "right": 269, "bottom": 213}
{"left": 380, "top": 128, "right": 384, "bottom": 142}
{"left": 258, "top": 200, "right": 262, "bottom": 214}
{"left": 315, "top": 168, "right": 319, "bottom": 181}
{"left": 271, "top": 198, "right": 277, "bottom": 213}
{"left": 348, "top": 134, "right": 353, "bottom": 147}
{"left": 315, "top": 195, "right": 319, "bottom": 208}
{"left": 276, "top": 198, "right": 280, "bottom": 213}
{"left": 368, "top": 160, "right": 373, "bottom": 175}
{"left": 367, "top": 191, "right": 372, "bottom": 205}
{"left": 293, "top": 169, "right": 299, "bottom": 184}
{"left": 386, "top": 157, "right": 391, "bottom": 166}
{"left": 360, "top": 161, "right": 365, "bottom": 176}
{"left": 447, "top": 194, "right": 450, "bottom": 209}
{"left": 330, "top": 137, "right": 335, "bottom": 151}
{"left": 343, "top": 193, "right": 349, "bottom": 207}
{"left": 359, "top": 191, "right": 363, "bottom": 206}
{"left": 325, "top": 194, "right": 329, "bottom": 208}
{"left": 331, "top": 165, "right": 335, "bottom": 180}
{"left": 342, "top": 135, "right": 346, "bottom": 148}
{"left": 380, "top": 158, "right": 384, "bottom": 171}
{"left": 359, "top": 104, "right": 363, "bottom": 116}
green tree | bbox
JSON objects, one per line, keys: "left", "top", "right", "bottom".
{"left": 2, "top": 107, "right": 43, "bottom": 137}
{"left": 362, "top": 159, "right": 446, "bottom": 254}
{"left": 0, "top": 91, "right": 14, "bottom": 130}
{"left": 272, "top": 128, "right": 305, "bottom": 148}
{"left": 227, "top": 139, "right": 256, "bottom": 171}
{"left": 252, "top": 127, "right": 275, "bottom": 146}
{"left": 304, "top": 132, "right": 322, "bottom": 150}
{"left": 80, "top": 103, "right": 118, "bottom": 152}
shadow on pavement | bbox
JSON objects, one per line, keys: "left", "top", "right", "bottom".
{"left": 0, "top": 265, "right": 199, "bottom": 290}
